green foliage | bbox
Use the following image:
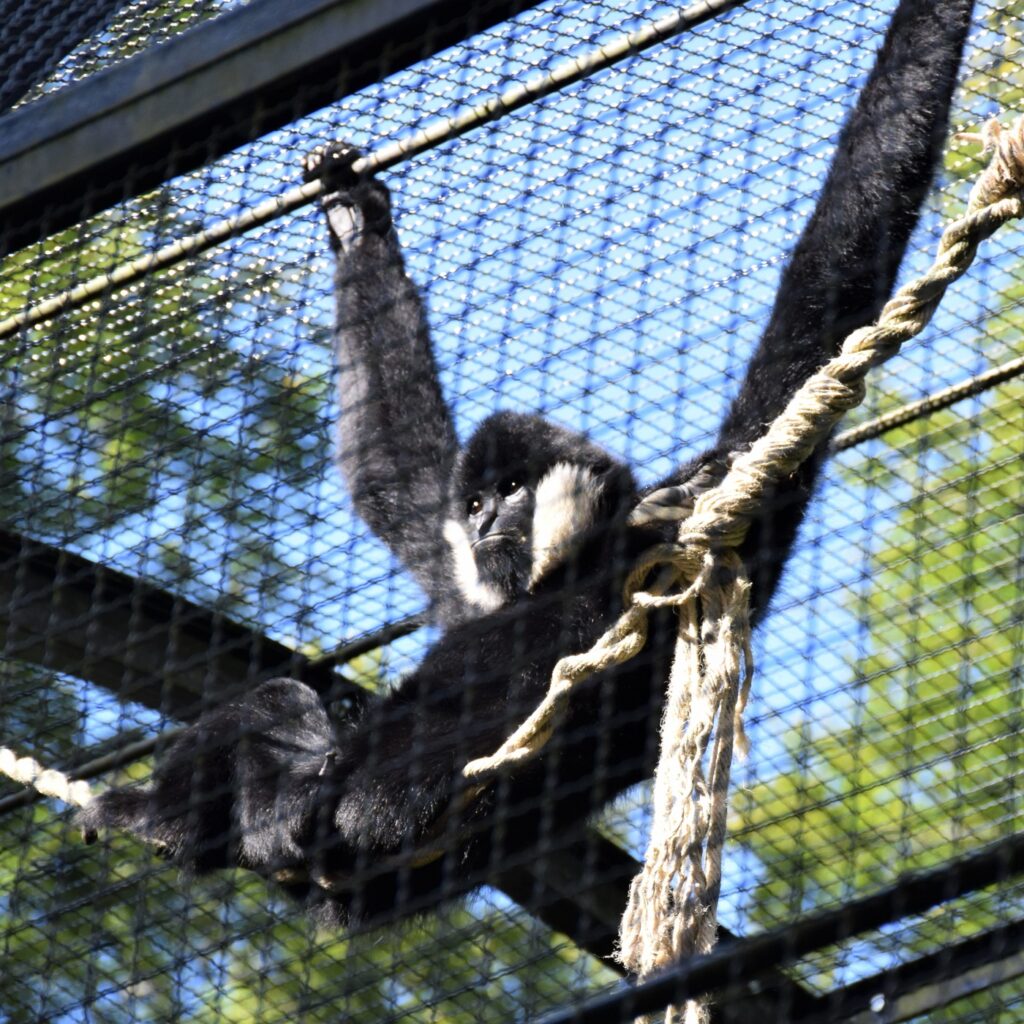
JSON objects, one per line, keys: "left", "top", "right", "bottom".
{"left": 732, "top": 282, "right": 1023, "bottom": 1010}
{"left": 0, "top": 199, "right": 330, "bottom": 617}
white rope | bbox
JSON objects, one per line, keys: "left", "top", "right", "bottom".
{"left": 0, "top": 746, "right": 93, "bottom": 808}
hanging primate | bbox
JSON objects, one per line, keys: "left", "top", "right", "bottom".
{"left": 81, "top": 0, "right": 976, "bottom": 926}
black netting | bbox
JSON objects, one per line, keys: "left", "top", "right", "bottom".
{"left": 4, "top": 0, "right": 236, "bottom": 111}
{"left": 1, "top": 0, "right": 1022, "bottom": 1021}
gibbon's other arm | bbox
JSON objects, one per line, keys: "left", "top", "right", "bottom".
{"left": 639, "top": 0, "right": 976, "bottom": 615}
{"left": 304, "top": 147, "right": 464, "bottom": 626}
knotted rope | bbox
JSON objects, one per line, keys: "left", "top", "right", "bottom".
{"left": 464, "top": 117, "right": 1024, "bottom": 1023}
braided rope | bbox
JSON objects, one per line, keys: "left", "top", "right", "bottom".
{"left": 463, "top": 117, "right": 1024, "bottom": 1023}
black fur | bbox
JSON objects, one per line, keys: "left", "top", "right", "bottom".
{"left": 80, "top": 0, "right": 975, "bottom": 927}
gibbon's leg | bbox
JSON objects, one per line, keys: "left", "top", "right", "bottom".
{"left": 80, "top": 678, "right": 333, "bottom": 874}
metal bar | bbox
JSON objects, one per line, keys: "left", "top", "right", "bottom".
{"left": 833, "top": 353, "right": 1024, "bottom": 451}
{"left": 0, "top": 0, "right": 752, "bottom": 337}
{"left": 826, "top": 918, "right": 1024, "bottom": 1024}
{"left": 495, "top": 836, "right": 824, "bottom": 1017}
{"left": 0, "top": 0, "right": 548, "bottom": 251}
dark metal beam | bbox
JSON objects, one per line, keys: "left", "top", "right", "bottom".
{"left": 0, "top": 526, "right": 362, "bottom": 716}
{"left": 496, "top": 834, "right": 825, "bottom": 1019}
{"left": 0, "top": 0, "right": 544, "bottom": 252}
{"left": 811, "top": 917, "right": 1024, "bottom": 1024}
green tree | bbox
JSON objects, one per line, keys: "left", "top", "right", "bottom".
{"left": 732, "top": 122, "right": 1024, "bottom": 1024}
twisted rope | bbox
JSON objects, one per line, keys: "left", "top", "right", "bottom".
{"left": 464, "top": 117, "right": 1024, "bottom": 1023}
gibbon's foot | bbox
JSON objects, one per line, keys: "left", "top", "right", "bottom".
{"left": 304, "top": 142, "right": 392, "bottom": 252}
{"left": 76, "top": 677, "right": 335, "bottom": 875}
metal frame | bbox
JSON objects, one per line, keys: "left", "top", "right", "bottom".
{"left": 0, "top": 0, "right": 544, "bottom": 251}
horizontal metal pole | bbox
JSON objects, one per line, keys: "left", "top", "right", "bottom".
{"left": 0, "top": 0, "right": 750, "bottom": 338}
{"left": 833, "top": 353, "right": 1024, "bottom": 451}
{"left": 0, "top": 0, "right": 545, "bottom": 251}
{"left": 835, "top": 919, "right": 1024, "bottom": 1024}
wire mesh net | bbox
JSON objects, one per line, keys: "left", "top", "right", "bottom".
{"left": 1, "top": 0, "right": 1022, "bottom": 1021}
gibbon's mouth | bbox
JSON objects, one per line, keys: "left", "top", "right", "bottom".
{"left": 472, "top": 533, "right": 515, "bottom": 549}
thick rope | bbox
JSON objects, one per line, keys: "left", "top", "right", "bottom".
{"left": 0, "top": 746, "right": 93, "bottom": 808}
{"left": 464, "top": 117, "right": 1024, "bottom": 1023}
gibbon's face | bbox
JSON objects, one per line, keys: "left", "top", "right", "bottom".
{"left": 445, "top": 411, "right": 628, "bottom": 613}
{"left": 445, "top": 455, "right": 537, "bottom": 613}
{"left": 462, "top": 466, "right": 536, "bottom": 602}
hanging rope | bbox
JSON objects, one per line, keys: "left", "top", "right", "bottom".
{"left": 464, "top": 116, "right": 1024, "bottom": 1024}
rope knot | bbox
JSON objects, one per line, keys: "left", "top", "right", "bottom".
{"left": 959, "top": 116, "right": 1024, "bottom": 212}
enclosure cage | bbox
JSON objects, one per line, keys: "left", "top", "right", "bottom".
{"left": 1, "top": 0, "right": 1023, "bottom": 1021}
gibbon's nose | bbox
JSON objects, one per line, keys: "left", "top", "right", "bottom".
{"left": 475, "top": 496, "right": 499, "bottom": 539}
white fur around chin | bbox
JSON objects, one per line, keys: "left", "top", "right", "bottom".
{"left": 529, "top": 463, "right": 602, "bottom": 588}
{"left": 443, "top": 519, "right": 506, "bottom": 613}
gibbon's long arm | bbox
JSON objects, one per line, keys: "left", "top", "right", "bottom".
{"left": 696, "top": 0, "right": 973, "bottom": 612}
{"left": 307, "top": 148, "right": 464, "bottom": 625}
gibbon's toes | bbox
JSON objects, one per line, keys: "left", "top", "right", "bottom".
{"left": 303, "top": 141, "right": 365, "bottom": 189}
{"left": 690, "top": 453, "right": 731, "bottom": 490}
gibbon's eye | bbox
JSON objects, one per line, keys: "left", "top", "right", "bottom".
{"left": 499, "top": 478, "right": 522, "bottom": 498}
{"left": 467, "top": 496, "right": 483, "bottom": 517}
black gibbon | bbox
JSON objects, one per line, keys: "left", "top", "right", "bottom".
{"left": 81, "top": 0, "right": 975, "bottom": 926}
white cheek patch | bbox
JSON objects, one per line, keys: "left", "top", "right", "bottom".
{"left": 529, "top": 463, "right": 602, "bottom": 588}
{"left": 443, "top": 519, "right": 505, "bottom": 613}
{"left": 326, "top": 203, "right": 364, "bottom": 254}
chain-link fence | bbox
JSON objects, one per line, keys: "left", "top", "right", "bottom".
{"left": 1, "top": 0, "right": 1022, "bottom": 1021}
